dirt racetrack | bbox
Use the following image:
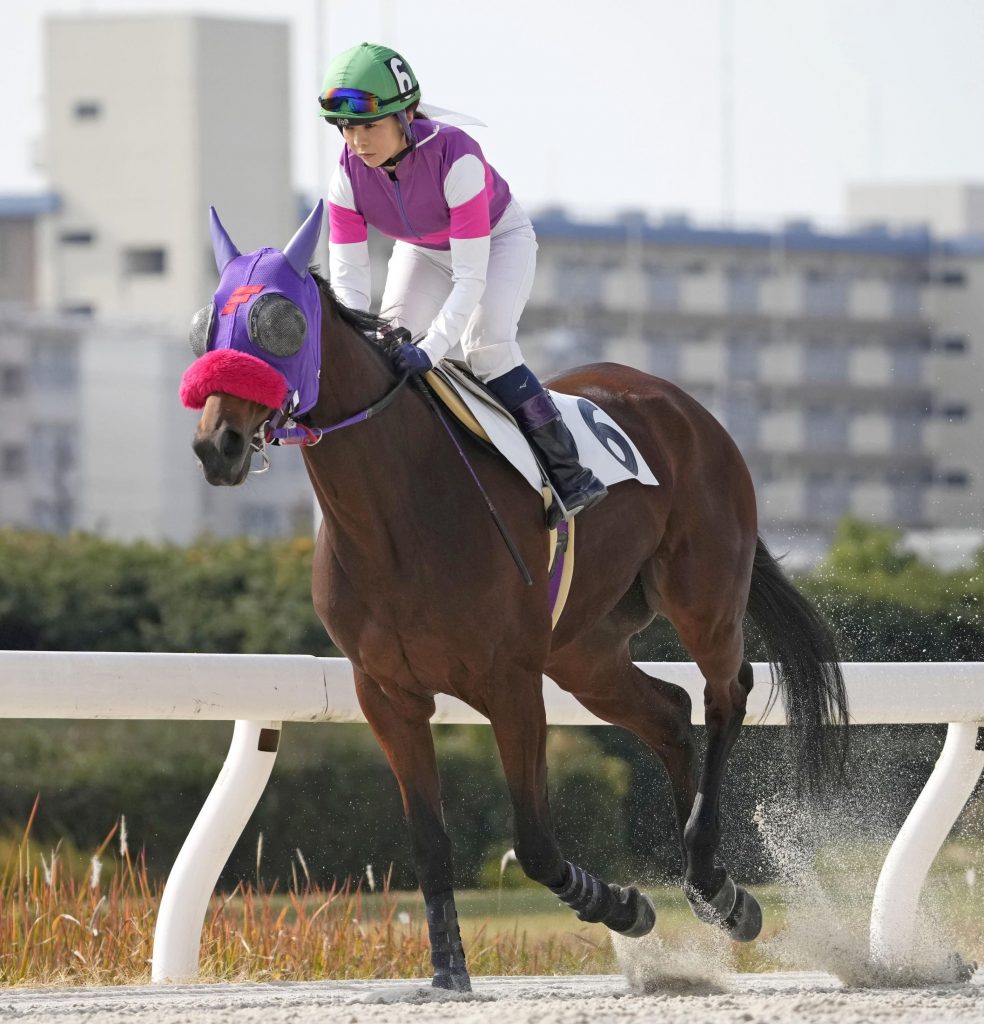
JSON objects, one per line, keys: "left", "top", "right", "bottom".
{"left": 2, "top": 971, "right": 982, "bottom": 1024}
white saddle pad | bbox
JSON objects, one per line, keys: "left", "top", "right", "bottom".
{"left": 432, "top": 363, "right": 659, "bottom": 494}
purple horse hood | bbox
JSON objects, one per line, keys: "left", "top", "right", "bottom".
{"left": 181, "top": 203, "right": 325, "bottom": 417}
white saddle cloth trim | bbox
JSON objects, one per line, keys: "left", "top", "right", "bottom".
{"left": 433, "top": 363, "right": 659, "bottom": 493}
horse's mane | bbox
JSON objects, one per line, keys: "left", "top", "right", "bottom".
{"left": 310, "top": 269, "right": 402, "bottom": 358}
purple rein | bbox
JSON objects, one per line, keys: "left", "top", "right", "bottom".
{"left": 264, "top": 370, "right": 411, "bottom": 446}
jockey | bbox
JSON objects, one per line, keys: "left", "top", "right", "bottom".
{"left": 320, "top": 42, "right": 606, "bottom": 525}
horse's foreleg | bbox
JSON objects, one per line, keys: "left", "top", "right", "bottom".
{"left": 488, "top": 681, "right": 656, "bottom": 938}
{"left": 354, "top": 670, "right": 470, "bottom": 991}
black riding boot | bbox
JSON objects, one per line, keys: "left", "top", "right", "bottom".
{"left": 512, "top": 392, "right": 608, "bottom": 526}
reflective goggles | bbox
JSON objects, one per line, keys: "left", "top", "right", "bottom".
{"left": 319, "top": 87, "right": 406, "bottom": 117}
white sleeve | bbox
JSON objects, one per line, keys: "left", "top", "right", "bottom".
{"left": 417, "top": 236, "right": 490, "bottom": 364}
{"left": 417, "top": 154, "right": 491, "bottom": 364}
{"left": 327, "top": 165, "right": 372, "bottom": 312}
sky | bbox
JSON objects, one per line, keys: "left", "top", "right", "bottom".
{"left": 2, "top": 0, "right": 984, "bottom": 227}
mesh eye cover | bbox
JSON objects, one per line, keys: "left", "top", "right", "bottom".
{"left": 189, "top": 302, "right": 216, "bottom": 356}
{"left": 249, "top": 293, "right": 307, "bottom": 357}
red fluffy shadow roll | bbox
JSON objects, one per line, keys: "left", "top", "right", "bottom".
{"left": 180, "top": 349, "right": 289, "bottom": 411}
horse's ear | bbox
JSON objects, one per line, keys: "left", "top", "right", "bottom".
{"left": 209, "top": 207, "right": 241, "bottom": 275}
{"left": 283, "top": 200, "right": 324, "bottom": 279}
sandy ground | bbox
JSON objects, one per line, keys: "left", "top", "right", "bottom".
{"left": 1, "top": 971, "right": 982, "bottom": 1024}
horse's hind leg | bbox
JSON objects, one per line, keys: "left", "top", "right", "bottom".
{"left": 650, "top": 557, "right": 764, "bottom": 941}
{"left": 546, "top": 629, "right": 698, "bottom": 875}
{"left": 354, "top": 669, "right": 471, "bottom": 991}
{"left": 487, "top": 674, "right": 656, "bottom": 938}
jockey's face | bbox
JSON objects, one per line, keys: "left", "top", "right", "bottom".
{"left": 342, "top": 115, "right": 408, "bottom": 169}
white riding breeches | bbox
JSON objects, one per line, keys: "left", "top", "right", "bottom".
{"left": 379, "top": 200, "right": 538, "bottom": 382}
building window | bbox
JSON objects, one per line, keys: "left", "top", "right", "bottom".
{"left": 32, "top": 426, "right": 76, "bottom": 474}
{"left": 73, "top": 100, "right": 102, "bottom": 120}
{"left": 725, "top": 268, "right": 762, "bottom": 314}
{"left": 644, "top": 265, "right": 679, "bottom": 310}
{"left": 727, "top": 334, "right": 760, "bottom": 381}
{"left": 60, "top": 230, "right": 95, "bottom": 245}
{"left": 124, "top": 247, "right": 167, "bottom": 275}
{"left": 556, "top": 260, "right": 603, "bottom": 304}
{"left": 722, "top": 391, "right": 759, "bottom": 449}
{"left": 646, "top": 334, "right": 679, "bottom": 378}
{"left": 804, "top": 406, "right": 849, "bottom": 451}
{"left": 890, "top": 277, "right": 921, "bottom": 318}
{"left": 804, "top": 341, "right": 849, "bottom": 383}
{"left": 891, "top": 347, "right": 923, "bottom": 385}
{"left": 1, "top": 365, "right": 26, "bottom": 396}
{"left": 892, "top": 413, "right": 923, "bottom": 449}
{"left": 1, "top": 445, "right": 27, "bottom": 476}
{"left": 805, "top": 473, "right": 851, "bottom": 520}
{"left": 802, "top": 270, "right": 851, "bottom": 316}
{"left": 32, "top": 341, "right": 78, "bottom": 390}
{"left": 892, "top": 482, "right": 922, "bottom": 522}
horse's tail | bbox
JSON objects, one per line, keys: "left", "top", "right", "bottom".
{"left": 745, "top": 536, "right": 849, "bottom": 796}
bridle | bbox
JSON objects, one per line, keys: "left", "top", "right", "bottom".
{"left": 245, "top": 368, "right": 411, "bottom": 472}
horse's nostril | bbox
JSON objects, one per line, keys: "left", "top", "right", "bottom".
{"left": 220, "top": 427, "right": 246, "bottom": 461}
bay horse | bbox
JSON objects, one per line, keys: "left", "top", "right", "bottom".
{"left": 182, "top": 204, "right": 847, "bottom": 991}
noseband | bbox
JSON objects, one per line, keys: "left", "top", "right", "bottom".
{"left": 244, "top": 368, "right": 412, "bottom": 471}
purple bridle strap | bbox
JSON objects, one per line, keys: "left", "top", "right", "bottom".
{"left": 264, "top": 371, "right": 410, "bottom": 445}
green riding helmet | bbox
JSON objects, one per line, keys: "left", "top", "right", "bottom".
{"left": 318, "top": 42, "right": 420, "bottom": 124}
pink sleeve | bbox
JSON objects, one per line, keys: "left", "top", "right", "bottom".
{"left": 449, "top": 190, "right": 491, "bottom": 240}
{"left": 328, "top": 201, "right": 368, "bottom": 244}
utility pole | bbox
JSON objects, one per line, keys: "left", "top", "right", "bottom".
{"left": 720, "top": 0, "right": 735, "bottom": 224}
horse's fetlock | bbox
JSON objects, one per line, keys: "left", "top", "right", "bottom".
{"left": 549, "top": 861, "right": 612, "bottom": 922}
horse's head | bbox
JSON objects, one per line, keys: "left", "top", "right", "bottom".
{"left": 180, "top": 202, "right": 324, "bottom": 485}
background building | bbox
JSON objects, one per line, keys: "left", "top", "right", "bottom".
{"left": 40, "top": 14, "right": 296, "bottom": 328}
{"left": 0, "top": 14, "right": 312, "bottom": 542}
{"left": 363, "top": 199, "right": 983, "bottom": 563}
{"left": 1, "top": 13, "right": 982, "bottom": 558}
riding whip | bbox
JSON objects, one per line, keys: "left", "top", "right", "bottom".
{"left": 412, "top": 375, "right": 533, "bottom": 587}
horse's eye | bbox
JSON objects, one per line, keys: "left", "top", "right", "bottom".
{"left": 249, "top": 294, "right": 307, "bottom": 357}
{"left": 189, "top": 303, "right": 216, "bottom": 357}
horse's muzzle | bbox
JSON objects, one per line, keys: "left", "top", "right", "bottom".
{"left": 193, "top": 425, "right": 252, "bottom": 486}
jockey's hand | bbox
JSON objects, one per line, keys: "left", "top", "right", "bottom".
{"left": 392, "top": 341, "right": 433, "bottom": 376}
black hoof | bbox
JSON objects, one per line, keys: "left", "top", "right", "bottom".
{"left": 608, "top": 885, "right": 657, "bottom": 938}
{"left": 432, "top": 970, "right": 472, "bottom": 992}
{"left": 686, "top": 876, "right": 763, "bottom": 941}
{"left": 723, "top": 884, "right": 762, "bottom": 942}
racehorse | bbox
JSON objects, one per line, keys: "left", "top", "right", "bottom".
{"left": 182, "top": 204, "right": 848, "bottom": 991}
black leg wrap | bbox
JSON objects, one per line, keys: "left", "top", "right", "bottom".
{"left": 685, "top": 873, "right": 763, "bottom": 942}
{"left": 549, "top": 861, "right": 656, "bottom": 938}
{"left": 426, "top": 892, "right": 471, "bottom": 991}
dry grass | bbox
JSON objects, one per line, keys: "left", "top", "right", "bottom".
{"left": 2, "top": 803, "right": 980, "bottom": 987}
{"left": 0, "top": 801, "right": 610, "bottom": 986}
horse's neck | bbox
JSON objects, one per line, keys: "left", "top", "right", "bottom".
{"left": 301, "top": 298, "right": 435, "bottom": 527}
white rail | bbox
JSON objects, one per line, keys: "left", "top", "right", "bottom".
{"left": 0, "top": 652, "right": 981, "bottom": 981}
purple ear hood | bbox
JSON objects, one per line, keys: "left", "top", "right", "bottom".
{"left": 185, "top": 202, "right": 325, "bottom": 416}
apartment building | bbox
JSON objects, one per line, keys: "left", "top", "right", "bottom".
{"left": 0, "top": 15, "right": 313, "bottom": 540}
